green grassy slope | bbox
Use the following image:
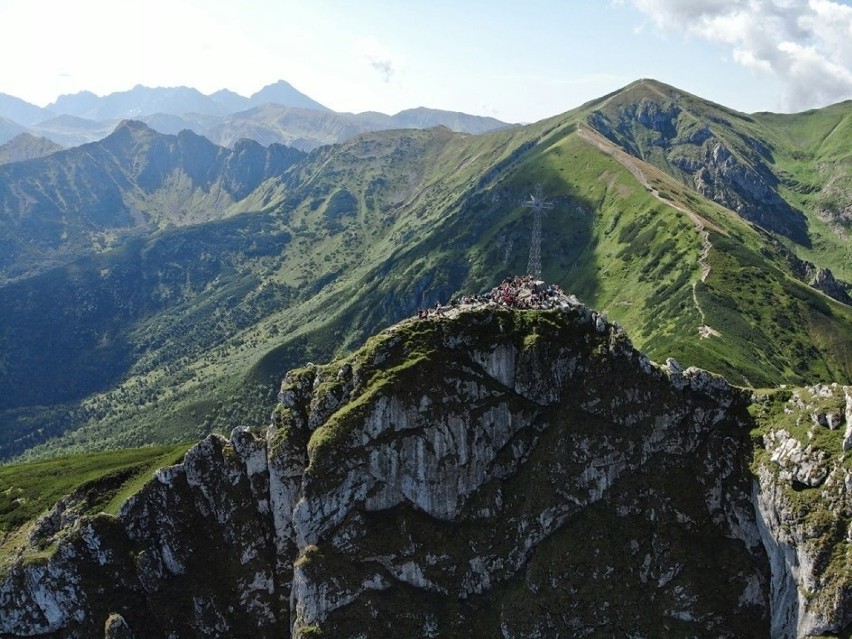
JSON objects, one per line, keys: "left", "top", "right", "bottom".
{"left": 496, "top": 123, "right": 852, "bottom": 388}
{"left": 0, "top": 443, "right": 190, "bottom": 571}
{"left": 0, "top": 444, "right": 190, "bottom": 531}
{"left": 751, "top": 102, "right": 852, "bottom": 281}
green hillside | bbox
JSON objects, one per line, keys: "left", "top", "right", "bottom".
{"left": 751, "top": 102, "right": 852, "bottom": 279}
{"left": 1, "top": 82, "right": 850, "bottom": 462}
{"left": 583, "top": 78, "right": 851, "bottom": 282}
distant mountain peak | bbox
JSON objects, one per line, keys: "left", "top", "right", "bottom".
{"left": 113, "top": 118, "right": 153, "bottom": 133}
{"left": 103, "top": 119, "right": 163, "bottom": 149}
{"left": 0, "top": 132, "right": 64, "bottom": 164}
{"left": 633, "top": 77, "right": 676, "bottom": 90}
{"left": 248, "top": 80, "right": 330, "bottom": 112}
{"left": 252, "top": 79, "right": 301, "bottom": 94}
{"left": 0, "top": 80, "right": 512, "bottom": 150}
{"left": 54, "top": 89, "right": 99, "bottom": 101}
{"left": 0, "top": 93, "right": 53, "bottom": 127}
{"left": 595, "top": 78, "right": 688, "bottom": 110}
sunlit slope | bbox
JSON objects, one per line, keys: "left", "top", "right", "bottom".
{"left": 750, "top": 102, "right": 852, "bottom": 279}
{"left": 474, "top": 122, "right": 851, "bottom": 387}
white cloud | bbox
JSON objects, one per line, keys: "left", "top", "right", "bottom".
{"left": 630, "top": 0, "right": 852, "bottom": 110}
{"left": 355, "top": 37, "right": 401, "bottom": 84}
{"left": 732, "top": 48, "right": 774, "bottom": 73}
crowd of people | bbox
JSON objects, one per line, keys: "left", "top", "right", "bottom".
{"left": 416, "top": 275, "right": 573, "bottom": 319}
{"left": 489, "top": 275, "right": 565, "bottom": 309}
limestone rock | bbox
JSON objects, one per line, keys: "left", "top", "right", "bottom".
{"left": 765, "top": 430, "right": 830, "bottom": 487}
{"left": 753, "top": 384, "right": 852, "bottom": 638}
{"left": 103, "top": 613, "right": 133, "bottom": 639}
{"left": 809, "top": 268, "right": 852, "bottom": 306}
{"left": 844, "top": 389, "right": 852, "bottom": 451}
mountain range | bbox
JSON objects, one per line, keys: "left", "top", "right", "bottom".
{"left": 0, "top": 76, "right": 850, "bottom": 637}
{"left": 0, "top": 80, "right": 513, "bottom": 151}
{"left": 0, "top": 78, "right": 849, "bottom": 462}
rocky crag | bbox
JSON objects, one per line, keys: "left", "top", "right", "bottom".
{"left": 751, "top": 383, "right": 852, "bottom": 638}
{"left": 1, "top": 289, "right": 849, "bottom": 638}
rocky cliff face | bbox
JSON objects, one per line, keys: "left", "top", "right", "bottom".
{"left": 751, "top": 384, "right": 852, "bottom": 638}
{"left": 1, "top": 299, "right": 849, "bottom": 638}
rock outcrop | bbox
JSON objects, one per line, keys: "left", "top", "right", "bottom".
{"left": 1, "top": 299, "right": 849, "bottom": 638}
{"left": 1, "top": 430, "right": 287, "bottom": 638}
{"left": 752, "top": 384, "right": 852, "bottom": 638}
{"left": 761, "top": 230, "right": 852, "bottom": 306}
{"left": 809, "top": 268, "right": 852, "bottom": 306}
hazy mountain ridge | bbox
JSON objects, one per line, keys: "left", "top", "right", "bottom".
{"left": 0, "top": 80, "right": 850, "bottom": 464}
{"left": 0, "top": 120, "right": 304, "bottom": 282}
{"left": 25, "top": 114, "right": 118, "bottom": 148}
{"left": 0, "top": 117, "right": 26, "bottom": 146}
{"left": 205, "top": 104, "right": 512, "bottom": 151}
{"left": 0, "top": 133, "right": 63, "bottom": 165}
{"left": 0, "top": 81, "right": 513, "bottom": 151}
{"left": 0, "top": 94, "right": 47, "bottom": 127}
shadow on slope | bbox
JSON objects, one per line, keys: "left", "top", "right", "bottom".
{"left": 0, "top": 212, "right": 292, "bottom": 458}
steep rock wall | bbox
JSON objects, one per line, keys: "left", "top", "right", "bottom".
{"left": 752, "top": 384, "right": 852, "bottom": 638}
{"left": 274, "top": 307, "right": 768, "bottom": 637}
{"left": 1, "top": 430, "right": 287, "bottom": 638}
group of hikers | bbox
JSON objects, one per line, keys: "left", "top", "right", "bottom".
{"left": 416, "top": 275, "right": 569, "bottom": 319}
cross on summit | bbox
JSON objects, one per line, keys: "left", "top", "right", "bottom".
{"left": 522, "top": 185, "right": 554, "bottom": 279}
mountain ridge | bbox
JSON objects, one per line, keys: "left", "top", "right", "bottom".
{"left": 0, "top": 119, "right": 304, "bottom": 282}
{"left": 0, "top": 78, "right": 851, "bottom": 636}
{"left": 0, "top": 79, "right": 850, "bottom": 464}
{"left": 43, "top": 80, "right": 333, "bottom": 122}
{"left": 0, "top": 132, "right": 64, "bottom": 165}
{"left": 0, "top": 81, "right": 514, "bottom": 151}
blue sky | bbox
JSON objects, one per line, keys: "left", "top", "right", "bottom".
{"left": 1, "top": 0, "right": 851, "bottom": 122}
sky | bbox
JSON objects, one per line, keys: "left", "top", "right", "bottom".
{"left": 1, "top": 0, "right": 851, "bottom": 123}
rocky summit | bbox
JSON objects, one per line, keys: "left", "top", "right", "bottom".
{"left": 1, "top": 286, "right": 849, "bottom": 638}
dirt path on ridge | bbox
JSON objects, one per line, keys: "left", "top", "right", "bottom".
{"left": 576, "top": 126, "right": 720, "bottom": 338}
